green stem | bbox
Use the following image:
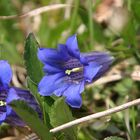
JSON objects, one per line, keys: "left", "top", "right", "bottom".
{"left": 88, "top": 0, "right": 94, "bottom": 48}
{"left": 70, "top": 0, "right": 79, "bottom": 34}
{"left": 42, "top": 101, "right": 47, "bottom": 125}
{"left": 132, "top": 107, "right": 136, "bottom": 140}
{"left": 127, "top": 0, "right": 132, "bottom": 11}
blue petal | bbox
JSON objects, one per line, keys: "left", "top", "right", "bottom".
{"left": 38, "top": 73, "right": 65, "bottom": 96}
{"left": 84, "top": 62, "right": 102, "bottom": 82}
{"left": 0, "top": 91, "right": 7, "bottom": 101}
{"left": 11, "top": 88, "right": 42, "bottom": 119}
{"left": 13, "top": 88, "right": 38, "bottom": 105}
{"left": 57, "top": 44, "right": 71, "bottom": 61}
{"left": 80, "top": 55, "right": 88, "bottom": 65}
{"left": 6, "top": 88, "right": 20, "bottom": 104}
{"left": 6, "top": 88, "right": 20, "bottom": 115}
{"left": 63, "top": 81, "right": 85, "bottom": 108}
{"left": 5, "top": 113, "right": 26, "bottom": 126}
{"left": 37, "top": 48, "right": 65, "bottom": 64}
{"left": 54, "top": 84, "right": 69, "bottom": 96}
{"left": 81, "top": 52, "right": 114, "bottom": 65}
{"left": 65, "top": 93, "right": 82, "bottom": 108}
{"left": 6, "top": 106, "right": 12, "bottom": 116}
{"left": 0, "top": 60, "right": 12, "bottom": 85}
{"left": 0, "top": 112, "right": 7, "bottom": 123}
{"left": 66, "top": 34, "right": 80, "bottom": 58}
{"left": 92, "top": 61, "right": 112, "bottom": 81}
{"left": 43, "top": 64, "right": 62, "bottom": 74}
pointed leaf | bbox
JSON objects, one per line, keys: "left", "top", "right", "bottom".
{"left": 49, "top": 98, "right": 77, "bottom": 140}
{"left": 24, "top": 33, "right": 43, "bottom": 84}
{"left": 27, "top": 77, "right": 42, "bottom": 106}
{"left": 27, "top": 77, "right": 54, "bottom": 129}
{"left": 10, "top": 100, "right": 52, "bottom": 140}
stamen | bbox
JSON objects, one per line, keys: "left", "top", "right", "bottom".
{"left": 0, "top": 101, "right": 6, "bottom": 106}
{"left": 65, "top": 67, "right": 83, "bottom": 75}
{"left": 65, "top": 70, "right": 71, "bottom": 75}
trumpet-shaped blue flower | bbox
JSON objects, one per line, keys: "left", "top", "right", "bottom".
{"left": 0, "top": 60, "right": 41, "bottom": 126}
{"left": 38, "top": 35, "right": 113, "bottom": 108}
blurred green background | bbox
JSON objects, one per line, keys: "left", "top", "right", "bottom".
{"left": 0, "top": 0, "right": 140, "bottom": 140}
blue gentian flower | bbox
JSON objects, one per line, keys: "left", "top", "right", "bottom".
{"left": 38, "top": 35, "right": 113, "bottom": 108}
{"left": 0, "top": 60, "right": 41, "bottom": 126}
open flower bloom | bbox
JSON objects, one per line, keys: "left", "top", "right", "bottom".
{"left": 38, "top": 35, "right": 114, "bottom": 108}
{"left": 0, "top": 60, "right": 41, "bottom": 126}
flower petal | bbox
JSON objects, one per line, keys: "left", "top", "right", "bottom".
{"left": 38, "top": 73, "right": 65, "bottom": 96}
{"left": 66, "top": 34, "right": 80, "bottom": 58}
{"left": 6, "top": 88, "right": 20, "bottom": 104}
{"left": 92, "top": 60, "right": 113, "bottom": 81}
{"left": 4, "top": 111, "right": 27, "bottom": 127}
{"left": 43, "top": 64, "right": 62, "bottom": 74}
{"left": 63, "top": 81, "right": 84, "bottom": 108}
{"left": 13, "top": 88, "right": 39, "bottom": 105}
{"left": 84, "top": 62, "right": 102, "bottom": 82}
{"left": 9, "top": 88, "right": 42, "bottom": 119}
{"left": 5, "top": 113, "right": 26, "bottom": 126}
{"left": 54, "top": 84, "right": 69, "bottom": 96}
{"left": 0, "top": 60, "right": 12, "bottom": 85}
{"left": 65, "top": 93, "right": 82, "bottom": 108}
{"left": 0, "top": 91, "right": 7, "bottom": 101}
{"left": 57, "top": 44, "right": 71, "bottom": 61}
{"left": 80, "top": 55, "right": 88, "bottom": 65}
{"left": 0, "top": 112, "right": 7, "bottom": 124}
{"left": 6, "top": 88, "right": 20, "bottom": 115}
{"left": 82, "top": 52, "right": 114, "bottom": 65}
{"left": 37, "top": 48, "right": 65, "bottom": 64}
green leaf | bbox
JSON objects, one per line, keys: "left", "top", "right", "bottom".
{"left": 78, "top": 6, "right": 106, "bottom": 44}
{"left": 104, "top": 136, "right": 125, "bottom": 140}
{"left": 122, "top": 20, "right": 136, "bottom": 46}
{"left": 47, "top": 20, "right": 70, "bottom": 48}
{"left": 93, "top": 21, "right": 107, "bottom": 43}
{"left": 132, "top": 1, "right": 140, "bottom": 22}
{"left": 49, "top": 98, "right": 77, "bottom": 140}
{"left": 27, "top": 77, "right": 54, "bottom": 129}
{"left": 10, "top": 100, "right": 52, "bottom": 140}
{"left": 24, "top": 33, "right": 43, "bottom": 84}
{"left": 113, "top": 78, "right": 134, "bottom": 96}
{"left": 27, "top": 77, "right": 42, "bottom": 107}
{"left": 70, "top": 0, "right": 79, "bottom": 34}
